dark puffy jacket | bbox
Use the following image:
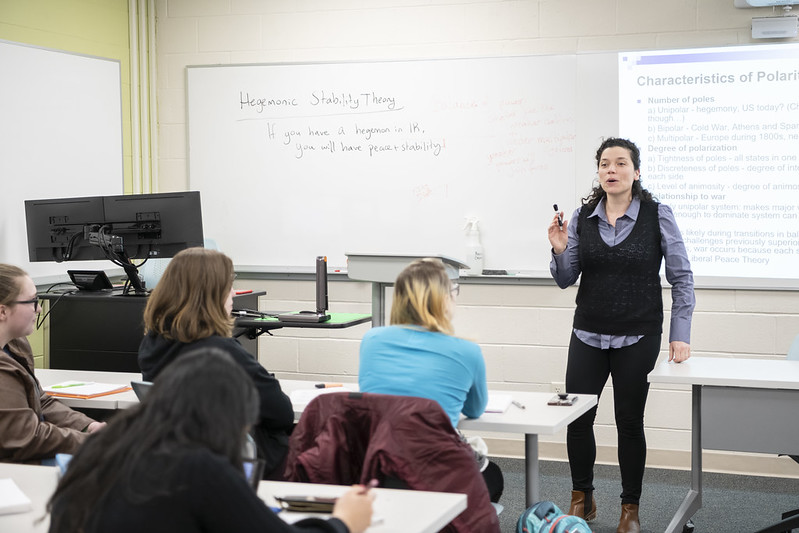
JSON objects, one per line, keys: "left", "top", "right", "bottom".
{"left": 285, "top": 392, "right": 500, "bottom": 533}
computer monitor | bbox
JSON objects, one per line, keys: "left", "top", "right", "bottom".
{"left": 24, "top": 191, "right": 204, "bottom": 294}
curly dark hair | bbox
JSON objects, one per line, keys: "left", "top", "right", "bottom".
{"left": 581, "top": 137, "right": 656, "bottom": 208}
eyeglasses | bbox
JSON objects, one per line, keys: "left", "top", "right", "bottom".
{"left": 450, "top": 283, "right": 460, "bottom": 297}
{"left": 13, "top": 298, "right": 42, "bottom": 309}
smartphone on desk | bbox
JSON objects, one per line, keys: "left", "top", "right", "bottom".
{"left": 274, "top": 495, "right": 338, "bottom": 513}
{"left": 547, "top": 393, "right": 578, "bottom": 406}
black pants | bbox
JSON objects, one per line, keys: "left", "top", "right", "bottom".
{"left": 565, "top": 332, "right": 661, "bottom": 505}
{"left": 482, "top": 460, "right": 504, "bottom": 503}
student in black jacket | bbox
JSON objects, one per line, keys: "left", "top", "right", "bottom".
{"left": 138, "top": 247, "right": 293, "bottom": 479}
{"left": 49, "top": 348, "right": 374, "bottom": 533}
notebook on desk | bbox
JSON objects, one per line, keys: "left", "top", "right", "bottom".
{"left": 485, "top": 393, "right": 513, "bottom": 413}
{"left": 43, "top": 381, "right": 131, "bottom": 399}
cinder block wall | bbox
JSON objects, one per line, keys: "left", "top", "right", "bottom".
{"left": 160, "top": 0, "right": 799, "bottom": 476}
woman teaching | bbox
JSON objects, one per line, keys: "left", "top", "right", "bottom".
{"left": 548, "top": 138, "right": 695, "bottom": 533}
{"left": 137, "top": 247, "right": 294, "bottom": 479}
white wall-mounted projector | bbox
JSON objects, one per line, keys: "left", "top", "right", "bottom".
{"left": 751, "top": 15, "right": 798, "bottom": 37}
{"left": 734, "top": 0, "right": 797, "bottom": 7}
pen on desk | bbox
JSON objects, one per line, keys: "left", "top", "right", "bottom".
{"left": 553, "top": 204, "right": 563, "bottom": 228}
{"left": 51, "top": 382, "right": 90, "bottom": 389}
{"left": 315, "top": 383, "right": 343, "bottom": 389}
{"left": 512, "top": 400, "right": 526, "bottom": 410}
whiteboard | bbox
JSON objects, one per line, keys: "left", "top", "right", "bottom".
{"left": 188, "top": 54, "right": 617, "bottom": 272}
{"left": 0, "top": 40, "right": 124, "bottom": 282}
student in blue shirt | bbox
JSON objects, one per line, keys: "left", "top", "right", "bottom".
{"left": 548, "top": 137, "right": 695, "bottom": 533}
{"left": 358, "top": 258, "right": 503, "bottom": 502}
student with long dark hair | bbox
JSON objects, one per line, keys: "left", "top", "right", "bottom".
{"left": 48, "top": 348, "right": 374, "bottom": 533}
{"left": 548, "top": 137, "right": 694, "bottom": 533}
{"left": 137, "top": 247, "right": 293, "bottom": 479}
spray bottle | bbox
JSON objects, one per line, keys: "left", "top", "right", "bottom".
{"left": 464, "top": 217, "right": 484, "bottom": 274}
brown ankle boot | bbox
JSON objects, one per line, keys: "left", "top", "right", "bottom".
{"left": 616, "top": 503, "right": 640, "bottom": 533}
{"left": 568, "top": 490, "right": 597, "bottom": 522}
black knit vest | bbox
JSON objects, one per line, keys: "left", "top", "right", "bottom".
{"left": 573, "top": 200, "right": 663, "bottom": 336}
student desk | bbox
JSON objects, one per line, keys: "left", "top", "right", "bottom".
{"left": 258, "top": 480, "right": 466, "bottom": 533}
{"left": 40, "top": 290, "right": 262, "bottom": 372}
{"left": 0, "top": 463, "right": 59, "bottom": 533}
{"left": 648, "top": 357, "right": 799, "bottom": 533}
{"left": 32, "top": 373, "right": 596, "bottom": 507}
{"left": 457, "top": 390, "right": 597, "bottom": 506}
{"left": 0, "top": 463, "right": 464, "bottom": 533}
{"left": 282, "top": 381, "right": 597, "bottom": 507}
{"left": 36, "top": 368, "right": 142, "bottom": 410}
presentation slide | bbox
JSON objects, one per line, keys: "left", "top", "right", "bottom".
{"left": 619, "top": 43, "right": 799, "bottom": 286}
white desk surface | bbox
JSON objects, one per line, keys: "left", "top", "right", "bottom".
{"left": 457, "top": 391, "right": 596, "bottom": 434}
{"left": 28, "top": 371, "right": 592, "bottom": 508}
{"left": 258, "top": 480, "right": 466, "bottom": 533}
{"left": 0, "top": 463, "right": 58, "bottom": 533}
{"left": 32, "top": 372, "right": 597, "bottom": 435}
{"left": 0, "top": 464, "right": 464, "bottom": 533}
{"left": 280, "top": 380, "right": 597, "bottom": 434}
{"left": 648, "top": 356, "right": 799, "bottom": 390}
{"left": 35, "top": 368, "right": 142, "bottom": 409}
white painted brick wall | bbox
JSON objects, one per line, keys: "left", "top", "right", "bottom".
{"left": 163, "top": 0, "right": 799, "bottom": 476}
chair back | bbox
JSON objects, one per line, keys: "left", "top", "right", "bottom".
{"left": 284, "top": 391, "right": 500, "bottom": 533}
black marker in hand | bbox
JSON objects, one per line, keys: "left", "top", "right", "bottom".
{"left": 553, "top": 204, "right": 563, "bottom": 228}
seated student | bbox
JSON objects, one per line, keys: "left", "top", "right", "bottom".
{"left": 137, "top": 247, "right": 293, "bottom": 479}
{"left": 0, "top": 264, "right": 105, "bottom": 463}
{"left": 48, "top": 348, "right": 375, "bottom": 533}
{"left": 358, "top": 258, "right": 504, "bottom": 502}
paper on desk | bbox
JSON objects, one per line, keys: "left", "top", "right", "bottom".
{"left": 485, "top": 393, "right": 513, "bottom": 413}
{"left": 0, "top": 478, "right": 33, "bottom": 515}
{"left": 43, "top": 381, "right": 131, "bottom": 399}
{"left": 289, "top": 387, "right": 354, "bottom": 407}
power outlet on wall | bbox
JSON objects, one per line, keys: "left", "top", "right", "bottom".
{"left": 552, "top": 382, "right": 565, "bottom": 394}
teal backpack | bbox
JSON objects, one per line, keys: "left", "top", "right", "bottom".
{"left": 517, "top": 501, "right": 593, "bottom": 533}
